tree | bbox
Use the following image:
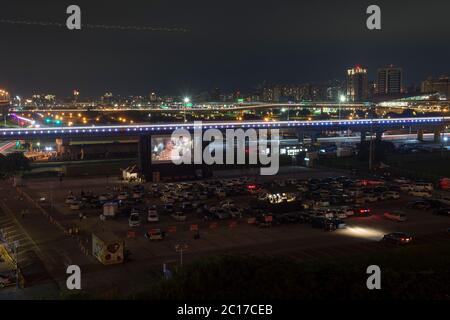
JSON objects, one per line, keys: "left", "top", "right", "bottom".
{"left": 0, "top": 152, "right": 31, "bottom": 178}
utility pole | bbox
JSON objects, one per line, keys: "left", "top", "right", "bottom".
{"left": 368, "top": 106, "right": 374, "bottom": 171}
{"left": 14, "top": 240, "right": 20, "bottom": 288}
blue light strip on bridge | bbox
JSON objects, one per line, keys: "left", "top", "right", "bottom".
{"left": 0, "top": 117, "right": 446, "bottom": 137}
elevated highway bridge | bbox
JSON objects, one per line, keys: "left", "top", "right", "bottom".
{"left": 0, "top": 117, "right": 447, "bottom": 140}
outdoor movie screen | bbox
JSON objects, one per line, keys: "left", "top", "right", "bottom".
{"left": 150, "top": 135, "right": 192, "bottom": 164}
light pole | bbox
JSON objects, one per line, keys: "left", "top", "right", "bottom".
{"left": 368, "top": 105, "right": 374, "bottom": 171}
{"left": 339, "top": 94, "right": 347, "bottom": 120}
{"left": 281, "top": 108, "right": 289, "bottom": 121}
{"left": 14, "top": 240, "right": 20, "bottom": 288}
{"left": 175, "top": 243, "right": 188, "bottom": 266}
{"left": 183, "top": 97, "right": 190, "bottom": 123}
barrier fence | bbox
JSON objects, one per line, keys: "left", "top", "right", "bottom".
{"left": 125, "top": 216, "right": 275, "bottom": 239}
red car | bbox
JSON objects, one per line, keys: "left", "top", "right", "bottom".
{"left": 352, "top": 206, "right": 371, "bottom": 216}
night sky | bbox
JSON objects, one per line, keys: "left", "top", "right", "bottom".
{"left": 0, "top": 0, "right": 449, "bottom": 97}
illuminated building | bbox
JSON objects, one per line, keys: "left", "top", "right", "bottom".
{"left": 421, "top": 76, "right": 450, "bottom": 98}
{"left": 346, "top": 65, "right": 368, "bottom": 102}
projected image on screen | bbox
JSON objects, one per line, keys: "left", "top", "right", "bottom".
{"left": 151, "top": 135, "right": 192, "bottom": 163}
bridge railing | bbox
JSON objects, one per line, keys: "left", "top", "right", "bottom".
{"left": 0, "top": 117, "right": 447, "bottom": 137}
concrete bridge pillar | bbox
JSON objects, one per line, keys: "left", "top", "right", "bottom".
{"left": 434, "top": 129, "right": 442, "bottom": 143}
{"left": 360, "top": 131, "right": 367, "bottom": 143}
{"left": 417, "top": 129, "right": 424, "bottom": 141}
{"left": 375, "top": 131, "right": 383, "bottom": 142}
{"left": 138, "top": 135, "right": 151, "bottom": 179}
{"left": 310, "top": 132, "right": 319, "bottom": 144}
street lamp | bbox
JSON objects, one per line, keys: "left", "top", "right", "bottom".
{"left": 183, "top": 97, "right": 190, "bottom": 122}
{"left": 281, "top": 108, "right": 289, "bottom": 121}
{"left": 339, "top": 95, "right": 347, "bottom": 120}
{"left": 175, "top": 243, "right": 189, "bottom": 266}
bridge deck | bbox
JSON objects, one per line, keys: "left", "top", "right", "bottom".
{"left": 0, "top": 117, "right": 446, "bottom": 139}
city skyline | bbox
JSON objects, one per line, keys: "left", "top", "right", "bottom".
{"left": 2, "top": 66, "right": 447, "bottom": 103}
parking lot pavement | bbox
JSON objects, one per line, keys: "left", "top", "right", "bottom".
{"left": 8, "top": 170, "right": 450, "bottom": 295}
{"left": 0, "top": 183, "right": 98, "bottom": 292}
{"left": 0, "top": 204, "right": 55, "bottom": 288}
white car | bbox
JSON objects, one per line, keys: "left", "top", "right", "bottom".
{"left": 334, "top": 210, "right": 348, "bottom": 219}
{"left": 384, "top": 211, "right": 407, "bottom": 222}
{"left": 413, "top": 183, "right": 434, "bottom": 192}
{"left": 65, "top": 196, "right": 78, "bottom": 205}
{"left": 171, "top": 212, "right": 187, "bottom": 222}
{"left": 220, "top": 200, "right": 235, "bottom": 209}
{"left": 394, "top": 178, "right": 411, "bottom": 184}
{"left": 69, "top": 202, "right": 81, "bottom": 210}
{"left": 147, "top": 210, "right": 159, "bottom": 222}
{"left": 383, "top": 191, "right": 400, "bottom": 200}
{"left": 409, "top": 190, "right": 432, "bottom": 198}
{"left": 314, "top": 200, "right": 330, "bottom": 207}
{"left": 356, "top": 194, "right": 377, "bottom": 203}
{"left": 399, "top": 184, "right": 414, "bottom": 192}
{"left": 99, "top": 193, "right": 113, "bottom": 201}
{"left": 363, "top": 194, "right": 379, "bottom": 202}
{"left": 129, "top": 213, "right": 141, "bottom": 227}
{"left": 347, "top": 188, "right": 362, "bottom": 197}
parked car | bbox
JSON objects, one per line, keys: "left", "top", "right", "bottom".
{"left": 129, "top": 212, "right": 141, "bottom": 227}
{"left": 171, "top": 212, "right": 187, "bottom": 222}
{"left": 383, "top": 191, "right": 400, "bottom": 200}
{"left": 220, "top": 200, "right": 235, "bottom": 209}
{"left": 399, "top": 184, "right": 414, "bottom": 192}
{"left": 181, "top": 202, "right": 193, "bottom": 212}
{"left": 227, "top": 207, "right": 242, "bottom": 218}
{"left": 334, "top": 209, "right": 348, "bottom": 220}
{"left": 65, "top": 196, "right": 78, "bottom": 205}
{"left": 394, "top": 177, "right": 411, "bottom": 184}
{"left": 215, "top": 189, "right": 227, "bottom": 198}
{"left": 201, "top": 211, "right": 216, "bottom": 221}
{"left": 409, "top": 190, "right": 432, "bottom": 198}
{"left": 384, "top": 211, "right": 407, "bottom": 222}
{"left": 164, "top": 203, "right": 174, "bottom": 213}
{"left": 132, "top": 191, "right": 143, "bottom": 199}
{"left": 413, "top": 182, "right": 434, "bottom": 192}
{"left": 214, "top": 208, "right": 230, "bottom": 220}
{"left": 352, "top": 206, "right": 371, "bottom": 217}
{"left": 69, "top": 202, "right": 81, "bottom": 210}
{"left": 98, "top": 193, "right": 113, "bottom": 201}
{"left": 145, "top": 229, "right": 165, "bottom": 241}
{"left": 382, "top": 232, "right": 412, "bottom": 245}
{"left": 147, "top": 209, "right": 159, "bottom": 222}
{"left": 117, "top": 192, "right": 129, "bottom": 201}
